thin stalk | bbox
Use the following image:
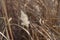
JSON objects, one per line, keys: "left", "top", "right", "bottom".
{"left": 1, "top": 0, "right": 14, "bottom": 40}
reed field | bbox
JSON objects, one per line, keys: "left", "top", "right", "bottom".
{"left": 0, "top": 0, "right": 60, "bottom": 40}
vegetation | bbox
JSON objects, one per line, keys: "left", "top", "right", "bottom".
{"left": 0, "top": 0, "right": 60, "bottom": 40}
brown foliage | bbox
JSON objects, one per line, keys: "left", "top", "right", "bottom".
{"left": 0, "top": 0, "right": 60, "bottom": 40}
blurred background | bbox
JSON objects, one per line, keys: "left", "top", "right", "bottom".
{"left": 0, "top": 0, "right": 60, "bottom": 40}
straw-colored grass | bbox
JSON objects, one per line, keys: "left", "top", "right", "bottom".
{"left": 0, "top": 0, "right": 60, "bottom": 40}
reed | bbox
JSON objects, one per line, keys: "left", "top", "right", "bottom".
{"left": 0, "top": 0, "right": 60, "bottom": 40}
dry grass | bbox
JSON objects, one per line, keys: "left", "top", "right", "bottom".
{"left": 0, "top": 0, "right": 60, "bottom": 40}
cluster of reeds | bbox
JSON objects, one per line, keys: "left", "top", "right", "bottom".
{"left": 0, "top": 0, "right": 60, "bottom": 40}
